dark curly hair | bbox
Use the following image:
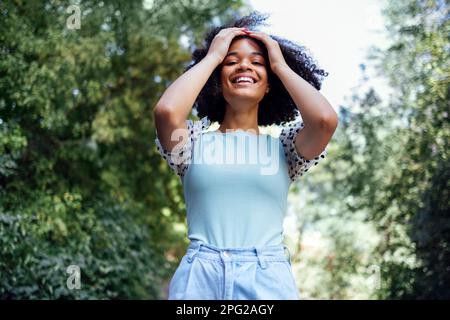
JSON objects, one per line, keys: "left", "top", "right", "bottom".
{"left": 186, "top": 11, "right": 329, "bottom": 127}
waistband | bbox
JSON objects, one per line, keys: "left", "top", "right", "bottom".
{"left": 185, "top": 240, "right": 292, "bottom": 269}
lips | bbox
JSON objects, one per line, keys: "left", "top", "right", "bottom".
{"left": 230, "top": 74, "right": 258, "bottom": 84}
{"left": 232, "top": 81, "right": 254, "bottom": 87}
{"left": 230, "top": 78, "right": 257, "bottom": 89}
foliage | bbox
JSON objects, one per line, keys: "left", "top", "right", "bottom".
{"left": 1, "top": 0, "right": 448, "bottom": 300}
{"left": 294, "top": 0, "right": 449, "bottom": 299}
{"left": 0, "top": 0, "right": 245, "bottom": 299}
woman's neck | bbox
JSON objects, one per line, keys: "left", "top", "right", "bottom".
{"left": 218, "top": 108, "right": 260, "bottom": 134}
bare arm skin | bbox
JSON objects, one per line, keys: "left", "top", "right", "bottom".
{"left": 273, "top": 63, "right": 338, "bottom": 160}
{"left": 153, "top": 28, "right": 247, "bottom": 152}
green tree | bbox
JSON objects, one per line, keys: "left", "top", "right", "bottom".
{"left": 0, "top": 0, "right": 245, "bottom": 299}
{"left": 291, "top": 0, "right": 448, "bottom": 299}
{"left": 325, "top": 0, "right": 449, "bottom": 299}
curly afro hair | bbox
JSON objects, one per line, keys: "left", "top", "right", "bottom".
{"left": 186, "top": 11, "right": 329, "bottom": 126}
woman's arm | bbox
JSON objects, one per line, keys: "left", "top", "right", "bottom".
{"left": 154, "top": 54, "right": 221, "bottom": 152}
{"left": 154, "top": 27, "right": 247, "bottom": 153}
{"left": 274, "top": 63, "right": 338, "bottom": 160}
{"left": 242, "top": 30, "right": 338, "bottom": 160}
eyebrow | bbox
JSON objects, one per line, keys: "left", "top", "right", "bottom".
{"left": 225, "top": 51, "right": 264, "bottom": 58}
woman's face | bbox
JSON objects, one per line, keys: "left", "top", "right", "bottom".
{"left": 220, "top": 37, "right": 269, "bottom": 107}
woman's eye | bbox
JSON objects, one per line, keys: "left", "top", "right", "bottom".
{"left": 225, "top": 62, "right": 263, "bottom": 65}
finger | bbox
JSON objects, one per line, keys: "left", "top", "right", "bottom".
{"left": 226, "top": 28, "right": 246, "bottom": 35}
{"left": 233, "top": 29, "right": 248, "bottom": 36}
{"left": 221, "top": 27, "right": 243, "bottom": 36}
{"left": 245, "top": 32, "right": 268, "bottom": 41}
{"left": 221, "top": 29, "right": 245, "bottom": 40}
{"left": 245, "top": 31, "right": 259, "bottom": 37}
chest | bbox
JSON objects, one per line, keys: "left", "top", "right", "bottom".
{"left": 184, "top": 133, "right": 290, "bottom": 193}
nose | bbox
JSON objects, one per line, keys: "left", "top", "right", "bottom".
{"left": 237, "top": 59, "right": 252, "bottom": 70}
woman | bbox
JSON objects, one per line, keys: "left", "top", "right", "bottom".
{"left": 154, "top": 12, "right": 338, "bottom": 300}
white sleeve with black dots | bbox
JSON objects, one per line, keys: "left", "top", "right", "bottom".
{"left": 279, "top": 121, "right": 328, "bottom": 182}
{"left": 154, "top": 116, "right": 211, "bottom": 179}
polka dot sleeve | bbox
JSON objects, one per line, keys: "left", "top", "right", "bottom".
{"left": 279, "top": 121, "right": 328, "bottom": 182}
{"left": 155, "top": 116, "right": 211, "bottom": 179}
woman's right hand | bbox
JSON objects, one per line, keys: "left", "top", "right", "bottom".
{"left": 206, "top": 27, "right": 248, "bottom": 65}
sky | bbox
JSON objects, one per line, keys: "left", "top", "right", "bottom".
{"left": 246, "top": 0, "right": 391, "bottom": 110}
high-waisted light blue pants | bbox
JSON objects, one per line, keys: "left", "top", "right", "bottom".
{"left": 168, "top": 240, "right": 300, "bottom": 300}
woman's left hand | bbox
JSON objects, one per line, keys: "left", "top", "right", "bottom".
{"left": 243, "top": 29, "right": 288, "bottom": 74}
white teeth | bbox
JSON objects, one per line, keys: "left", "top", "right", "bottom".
{"left": 233, "top": 76, "right": 255, "bottom": 84}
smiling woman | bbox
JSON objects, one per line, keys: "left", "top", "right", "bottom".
{"left": 181, "top": 14, "right": 334, "bottom": 128}
{"left": 153, "top": 11, "right": 337, "bottom": 300}
{"left": 217, "top": 37, "right": 270, "bottom": 134}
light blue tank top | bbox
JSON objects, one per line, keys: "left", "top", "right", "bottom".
{"left": 184, "top": 130, "right": 291, "bottom": 247}
{"left": 154, "top": 116, "right": 327, "bottom": 248}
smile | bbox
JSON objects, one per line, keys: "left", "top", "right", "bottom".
{"left": 230, "top": 75, "right": 258, "bottom": 86}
